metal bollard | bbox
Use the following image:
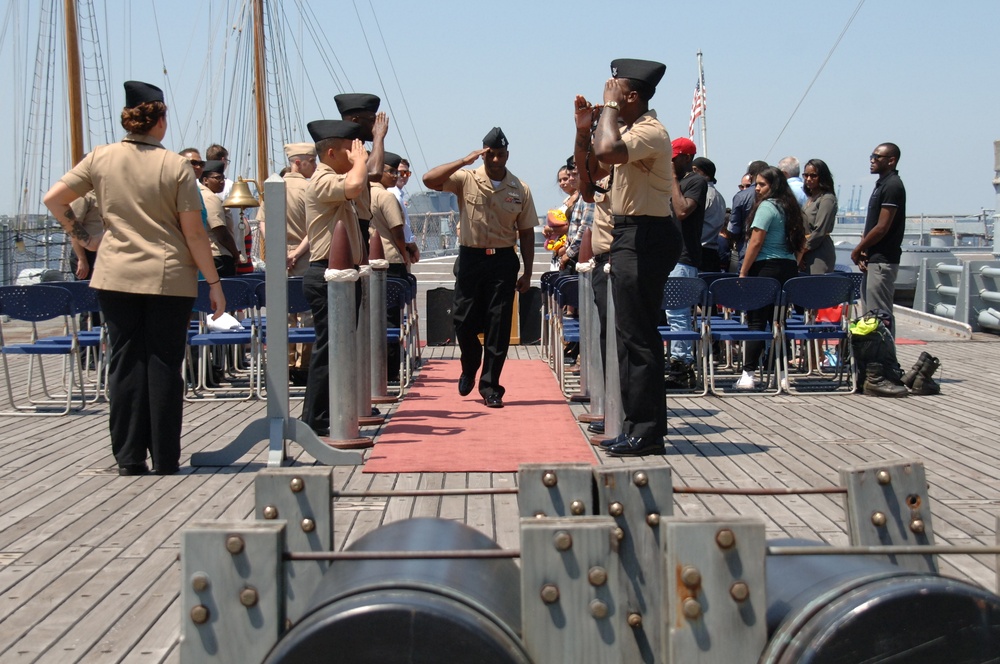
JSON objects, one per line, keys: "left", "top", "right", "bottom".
{"left": 576, "top": 258, "right": 604, "bottom": 424}
{"left": 594, "top": 262, "right": 622, "bottom": 444}
{"left": 572, "top": 266, "right": 591, "bottom": 401}
{"left": 355, "top": 263, "right": 383, "bottom": 426}
{"left": 368, "top": 231, "right": 390, "bottom": 400}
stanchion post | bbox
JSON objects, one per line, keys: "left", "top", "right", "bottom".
{"left": 368, "top": 231, "right": 390, "bottom": 400}
{"left": 592, "top": 263, "right": 621, "bottom": 445}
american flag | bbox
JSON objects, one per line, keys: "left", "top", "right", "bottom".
{"left": 688, "top": 80, "right": 706, "bottom": 139}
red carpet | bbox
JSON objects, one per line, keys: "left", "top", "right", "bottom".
{"left": 363, "top": 359, "right": 597, "bottom": 473}
{"left": 895, "top": 338, "right": 927, "bottom": 345}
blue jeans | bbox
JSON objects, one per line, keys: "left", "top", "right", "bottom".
{"left": 666, "top": 262, "right": 698, "bottom": 362}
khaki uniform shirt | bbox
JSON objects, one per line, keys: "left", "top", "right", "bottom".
{"left": 306, "top": 162, "right": 364, "bottom": 266}
{"left": 199, "top": 182, "right": 232, "bottom": 258}
{"left": 443, "top": 165, "right": 538, "bottom": 248}
{"left": 370, "top": 183, "right": 405, "bottom": 264}
{"left": 61, "top": 133, "right": 203, "bottom": 297}
{"left": 610, "top": 110, "right": 673, "bottom": 218}
{"left": 68, "top": 191, "right": 104, "bottom": 239}
{"left": 256, "top": 171, "right": 310, "bottom": 275}
{"left": 354, "top": 181, "right": 373, "bottom": 222}
{"left": 591, "top": 179, "right": 614, "bottom": 254}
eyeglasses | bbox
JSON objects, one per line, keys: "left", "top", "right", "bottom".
{"left": 189, "top": 160, "right": 205, "bottom": 167}
{"left": 869, "top": 153, "right": 889, "bottom": 162}
{"left": 384, "top": 168, "right": 398, "bottom": 176}
{"left": 397, "top": 170, "right": 410, "bottom": 176}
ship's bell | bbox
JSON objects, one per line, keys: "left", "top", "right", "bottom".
{"left": 222, "top": 177, "right": 260, "bottom": 209}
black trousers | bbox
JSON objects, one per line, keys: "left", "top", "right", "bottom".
{"left": 744, "top": 258, "right": 798, "bottom": 370}
{"left": 591, "top": 253, "right": 611, "bottom": 378}
{"left": 453, "top": 246, "right": 519, "bottom": 399}
{"left": 69, "top": 248, "right": 102, "bottom": 327}
{"left": 610, "top": 220, "right": 681, "bottom": 438}
{"left": 97, "top": 290, "right": 193, "bottom": 470}
{"left": 214, "top": 255, "right": 236, "bottom": 278}
{"left": 385, "top": 263, "right": 409, "bottom": 379}
{"left": 301, "top": 263, "right": 361, "bottom": 432}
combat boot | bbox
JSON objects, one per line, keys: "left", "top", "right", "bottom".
{"left": 901, "top": 351, "right": 930, "bottom": 389}
{"left": 863, "top": 362, "right": 908, "bottom": 398}
{"left": 910, "top": 355, "right": 941, "bottom": 395}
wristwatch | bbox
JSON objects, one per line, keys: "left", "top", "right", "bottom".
{"left": 604, "top": 101, "right": 620, "bottom": 111}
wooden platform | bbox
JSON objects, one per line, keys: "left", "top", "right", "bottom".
{"left": 0, "top": 321, "right": 998, "bottom": 662}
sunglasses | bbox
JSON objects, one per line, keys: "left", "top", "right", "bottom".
{"left": 189, "top": 159, "right": 205, "bottom": 167}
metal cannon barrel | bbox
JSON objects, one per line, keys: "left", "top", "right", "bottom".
{"left": 760, "top": 539, "right": 1000, "bottom": 663}
{"left": 264, "top": 518, "right": 530, "bottom": 664}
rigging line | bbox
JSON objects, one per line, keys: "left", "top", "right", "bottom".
{"left": 295, "top": 0, "right": 351, "bottom": 91}
{"left": 366, "top": 0, "right": 427, "bottom": 191}
{"left": 765, "top": 0, "right": 866, "bottom": 159}
{"left": 148, "top": 0, "right": 175, "bottom": 110}
{"left": 282, "top": 0, "right": 334, "bottom": 113}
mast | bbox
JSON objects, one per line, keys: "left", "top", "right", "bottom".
{"left": 252, "top": 0, "right": 268, "bottom": 183}
{"left": 696, "top": 50, "right": 708, "bottom": 158}
{"left": 64, "top": 0, "right": 84, "bottom": 165}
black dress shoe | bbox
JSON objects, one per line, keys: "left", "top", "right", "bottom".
{"left": 587, "top": 421, "right": 605, "bottom": 434}
{"left": 118, "top": 464, "right": 150, "bottom": 476}
{"left": 458, "top": 373, "right": 475, "bottom": 396}
{"left": 598, "top": 432, "right": 625, "bottom": 449}
{"left": 153, "top": 466, "right": 180, "bottom": 476}
{"left": 484, "top": 393, "right": 504, "bottom": 408}
{"left": 605, "top": 435, "right": 665, "bottom": 457}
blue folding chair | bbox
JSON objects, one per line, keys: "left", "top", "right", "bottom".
{"left": 49, "top": 280, "right": 107, "bottom": 401}
{"left": 0, "top": 285, "right": 86, "bottom": 415}
{"left": 706, "top": 277, "right": 783, "bottom": 396}
{"left": 554, "top": 275, "right": 581, "bottom": 395}
{"left": 781, "top": 276, "right": 856, "bottom": 394}
{"left": 254, "top": 278, "right": 315, "bottom": 396}
{"left": 659, "top": 277, "right": 709, "bottom": 395}
{"left": 385, "top": 278, "right": 411, "bottom": 388}
{"left": 184, "top": 279, "right": 258, "bottom": 400}
{"left": 539, "top": 271, "right": 565, "bottom": 365}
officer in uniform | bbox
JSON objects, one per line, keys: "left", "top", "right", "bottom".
{"left": 577, "top": 58, "right": 681, "bottom": 455}
{"left": 334, "top": 93, "right": 389, "bottom": 254}
{"left": 300, "top": 120, "right": 369, "bottom": 436}
{"left": 199, "top": 160, "right": 241, "bottom": 277}
{"left": 423, "top": 127, "right": 537, "bottom": 408}
{"left": 43, "top": 80, "right": 224, "bottom": 475}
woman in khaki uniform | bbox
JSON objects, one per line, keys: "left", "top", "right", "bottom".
{"left": 44, "top": 81, "right": 225, "bottom": 476}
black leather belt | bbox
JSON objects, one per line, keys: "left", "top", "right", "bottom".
{"left": 309, "top": 260, "right": 329, "bottom": 268}
{"left": 460, "top": 246, "right": 514, "bottom": 256}
{"left": 593, "top": 252, "right": 610, "bottom": 264}
{"left": 613, "top": 214, "right": 671, "bottom": 227}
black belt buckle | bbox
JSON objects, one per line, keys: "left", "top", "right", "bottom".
{"left": 485, "top": 248, "right": 496, "bottom": 256}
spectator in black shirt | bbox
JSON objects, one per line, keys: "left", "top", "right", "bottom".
{"left": 851, "top": 143, "right": 905, "bottom": 330}
{"left": 727, "top": 160, "right": 769, "bottom": 272}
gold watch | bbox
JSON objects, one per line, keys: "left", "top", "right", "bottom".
{"left": 604, "top": 101, "right": 620, "bottom": 111}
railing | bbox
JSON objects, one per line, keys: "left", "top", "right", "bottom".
{"left": 914, "top": 257, "right": 1000, "bottom": 332}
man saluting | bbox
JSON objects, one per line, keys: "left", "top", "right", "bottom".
{"left": 423, "top": 128, "right": 537, "bottom": 409}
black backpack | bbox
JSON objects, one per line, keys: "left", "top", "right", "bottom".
{"left": 850, "top": 309, "right": 903, "bottom": 382}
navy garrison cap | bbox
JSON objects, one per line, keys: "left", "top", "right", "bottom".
{"left": 610, "top": 59, "right": 666, "bottom": 90}
{"left": 307, "top": 120, "right": 364, "bottom": 142}
{"left": 383, "top": 152, "right": 402, "bottom": 169}
{"left": 202, "top": 160, "right": 226, "bottom": 175}
{"left": 124, "top": 80, "right": 164, "bottom": 108}
{"left": 482, "top": 127, "right": 508, "bottom": 149}
{"left": 334, "top": 93, "right": 380, "bottom": 116}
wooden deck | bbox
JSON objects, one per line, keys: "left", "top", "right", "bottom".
{"left": 0, "top": 315, "right": 998, "bottom": 662}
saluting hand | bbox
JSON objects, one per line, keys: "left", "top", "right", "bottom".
{"left": 462, "top": 148, "right": 489, "bottom": 166}
{"left": 208, "top": 282, "right": 227, "bottom": 320}
{"left": 347, "top": 139, "right": 368, "bottom": 165}
{"left": 603, "top": 78, "right": 626, "bottom": 105}
{"left": 574, "top": 95, "right": 601, "bottom": 133}
{"left": 372, "top": 112, "right": 389, "bottom": 141}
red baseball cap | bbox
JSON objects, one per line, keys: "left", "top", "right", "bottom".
{"left": 671, "top": 137, "right": 697, "bottom": 158}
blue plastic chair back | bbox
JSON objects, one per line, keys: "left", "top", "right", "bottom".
{"left": 193, "top": 279, "right": 256, "bottom": 315}
{"left": 662, "top": 277, "right": 708, "bottom": 310}
{"left": 556, "top": 275, "right": 579, "bottom": 309}
{"left": 53, "top": 281, "right": 100, "bottom": 315}
{"left": 385, "top": 279, "right": 408, "bottom": 315}
{"left": 698, "top": 272, "right": 735, "bottom": 290}
{"left": 0, "top": 285, "right": 74, "bottom": 322}
{"left": 709, "top": 277, "right": 781, "bottom": 313}
{"left": 783, "top": 276, "right": 853, "bottom": 311}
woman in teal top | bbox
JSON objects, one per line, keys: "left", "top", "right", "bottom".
{"left": 736, "top": 166, "right": 806, "bottom": 389}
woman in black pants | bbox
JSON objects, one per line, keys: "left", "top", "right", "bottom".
{"left": 736, "top": 166, "right": 806, "bottom": 389}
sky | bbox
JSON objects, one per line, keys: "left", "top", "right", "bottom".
{"left": 2, "top": 0, "right": 999, "bottom": 220}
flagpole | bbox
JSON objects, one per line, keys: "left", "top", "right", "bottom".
{"left": 697, "top": 50, "right": 708, "bottom": 157}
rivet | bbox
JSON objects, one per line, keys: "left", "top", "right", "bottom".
{"left": 871, "top": 511, "right": 887, "bottom": 528}
{"left": 613, "top": 527, "right": 625, "bottom": 542}
{"left": 730, "top": 581, "right": 750, "bottom": 603}
{"left": 540, "top": 584, "right": 560, "bottom": 604}
{"left": 301, "top": 518, "right": 316, "bottom": 533}
{"left": 284, "top": 618, "right": 293, "bottom": 631}
{"left": 289, "top": 477, "right": 305, "bottom": 493}
{"left": 632, "top": 471, "right": 648, "bottom": 487}
{"left": 589, "top": 599, "right": 609, "bottom": 619}
{"left": 225, "top": 535, "right": 245, "bottom": 555}
{"left": 588, "top": 566, "right": 608, "bottom": 587}
{"left": 190, "top": 604, "right": 210, "bottom": 624}
{"left": 553, "top": 531, "right": 573, "bottom": 551}
{"left": 876, "top": 469, "right": 891, "bottom": 485}
{"left": 534, "top": 511, "right": 546, "bottom": 519}
{"left": 682, "top": 598, "right": 702, "bottom": 620}
{"left": 239, "top": 586, "right": 259, "bottom": 608}
{"left": 715, "top": 529, "right": 735, "bottom": 549}
{"left": 681, "top": 566, "right": 701, "bottom": 588}
{"left": 570, "top": 500, "right": 586, "bottom": 516}
{"left": 609, "top": 502, "right": 624, "bottom": 517}
{"left": 262, "top": 505, "right": 279, "bottom": 520}
{"left": 191, "top": 573, "right": 210, "bottom": 592}
{"left": 646, "top": 513, "right": 660, "bottom": 527}
{"left": 627, "top": 612, "right": 643, "bottom": 628}
{"left": 910, "top": 519, "right": 925, "bottom": 534}
{"left": 542, "top": 472, "right": 558, "bottom": 488}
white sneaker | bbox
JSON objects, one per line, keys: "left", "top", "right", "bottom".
{"left": 735, "top": 370, "right": 756, "bottom": 390}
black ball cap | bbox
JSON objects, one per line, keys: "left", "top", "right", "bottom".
{"left": 202, "top": 160, "right": 226, "bottom": 175}
{"left": 383, "top": 151, "right": 402, "bottom": 169}
{"left": 482, "top": 127, "right": 508, "bottom": 149}
{"left": 307, "top": 120, "right": 364, "bottom": 142}
{"left": 334, "top": 93, "right": 380, "bottom": 116}
{"left": 610, "top": 58, "right": 666, "bottom": 90}
{"left": 692, "top": 156, "right": 716, "bottom": 182}
{"left": 124, "top": 80, "right": 164, "bottom": 108}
